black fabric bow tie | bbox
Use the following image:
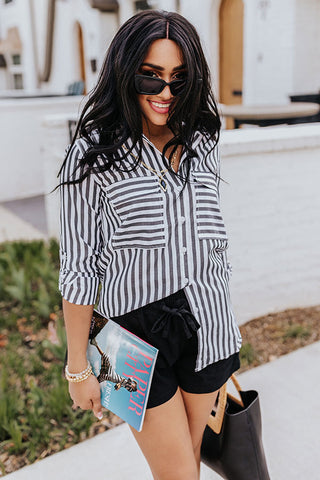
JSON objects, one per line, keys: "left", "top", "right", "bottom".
{"left": 151, "top": 304, "right": 200, "bottom": 339}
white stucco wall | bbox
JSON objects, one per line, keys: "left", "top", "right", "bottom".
{"left": 220, "top": 123, "right": 320, "bottom": 323}
{"left": 98, "top": 10, "right": 119, "bottom": 60}
{"left": 44, "top": 0, "right": 118, "bottom": 94}
{"left": 118, "top": 0, "right": 135, "bottom": 24}
{"left": 0, "top": 70, "right": 7, "bottom": 90}
{"left": 243, "top": 0, "right": 297, "bottom": 105}
{"left": 0, "top": 0, "right": 38, "bottom": 91}
{"left": 181, "top": 0, "right": 315, "bottom": 105}
{"left": 293, "top": 0, "right": 320, "bottom": 94}
{"left": 31, "top": 0, "right": 47, "bottom": 87}
{"left": 0, "top": 0, "right": 119, "bottom": 95}
{"left": 237, "top": 0, "right": 320, "bottom": 104}
{"left": 0, "top": 96, "right": 83, "bottom": 202}
{"left": 179, "top": 0, "right": 219, "bottom": 94}
{"left": 179, "top": 0, "right": 212, "bottom": 55}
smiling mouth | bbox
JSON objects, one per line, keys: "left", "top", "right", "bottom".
{"left": 148, "top": 100, "right": 174, "bottom": 114}
{"left": 151, "top": 101, "right": 172, "bottom": 108}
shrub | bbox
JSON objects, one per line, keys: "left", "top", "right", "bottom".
{"left": 0, "top": 240, "right": 106, "bottom": 471}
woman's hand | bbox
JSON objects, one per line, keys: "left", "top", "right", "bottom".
{"left": 69, "top": 374, "right": 103, "bottom": 420}
{"left": 62, "top": 301, "right": 103, "bottom": 418}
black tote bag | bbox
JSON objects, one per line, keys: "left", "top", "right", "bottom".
{"left": 201, "top": 375, "right": 271, "bottom": 480}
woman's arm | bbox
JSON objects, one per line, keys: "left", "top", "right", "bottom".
{"left": 63, "top": 298, "right": 103, "bottom": 420}
{"left": 63, "top": 299, "right": 93, "bottom": 371}
{"left": 59, "top": 143, "right": 104, "bottom": 419}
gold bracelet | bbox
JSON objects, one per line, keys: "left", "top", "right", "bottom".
{"left": 65, "top": 368, "right": 93, "bottom": 383}
{"left": 65, "top": 361, "right": 93, "bottom": 383}
{"left": 65, "top": 360, "right": 91, "bottom": 377}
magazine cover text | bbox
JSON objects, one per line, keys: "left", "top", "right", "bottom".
{"left": 87, "top": 319, "right": 158, "bottom": 432}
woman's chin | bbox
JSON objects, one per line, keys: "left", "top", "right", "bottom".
{"left": 142, "top": 117, "right": 170, "bottom": 135}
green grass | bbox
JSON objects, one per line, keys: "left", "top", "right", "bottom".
{"left": 0, "top": 239, "right": 61, "bottom": 322}
{"left": 0, "top": 240, "right": 103, "bottom": 470}
{"left": 239, "top": 342, "right": 256, "bottom": 367}
{"left": 282, "top": 324, "right": 311, "bottom": 341}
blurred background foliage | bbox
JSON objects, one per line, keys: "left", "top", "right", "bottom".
{"left": 0, "top": 240, "right": 111, "bottom": 474}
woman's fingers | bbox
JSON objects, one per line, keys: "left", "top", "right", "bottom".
{"left": 91, "top": 390, "right": 103, "bottom": 420}
{"left": 69, "top": 375, "right": 103, "bottom": 419}
{"left": 72, "top": 399, "right": 92, "bottom": 410}
{"left": 89, "top": 376, "right": 103, "bottom": 419}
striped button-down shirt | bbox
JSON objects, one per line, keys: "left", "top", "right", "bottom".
{"left": 59, "top": 131, "right": 242, "bottom": 371}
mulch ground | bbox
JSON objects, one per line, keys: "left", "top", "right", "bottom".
{"left": 238, "top": 304, "right": 320, "bottom": 372}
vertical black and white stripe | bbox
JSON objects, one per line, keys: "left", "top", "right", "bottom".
{"left": 59, "top": 132, "right": 242, "bottom": 371}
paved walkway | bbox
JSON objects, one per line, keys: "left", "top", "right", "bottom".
{"left": 4, "top": 341, "right": 320, "bottom": 479}
{"left": 0, "top": 205, "right": 46, "bottom": 243}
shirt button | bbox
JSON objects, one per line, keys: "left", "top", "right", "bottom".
{"left": 182, "top": 247, "right": 187, "bottom": 254}
{"left": 183, "top": 278, "right": 189, "bottom": 285}
{"left": 179, "top": 216, "right": 185, "bottom": 223}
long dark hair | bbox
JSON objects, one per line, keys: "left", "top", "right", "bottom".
{"left": 59, "top": 9, "right": 221, "bottom": 185}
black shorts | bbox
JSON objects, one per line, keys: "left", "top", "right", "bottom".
{"left": 111, "top": 289, "right": 240, "bottom": 409}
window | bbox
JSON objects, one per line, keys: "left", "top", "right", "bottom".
{"left": 0, "top": 54, "right": 7, "bottom": 68}
{"left": 12, "top": 53, "right": 21, "bottom": 65}
{"left": 90, "top": 58, "right": 97, "bottom": 73}
{"left": 134, "top": 1, "right": 157, "bottom": 12}
{"left": 13, "top": 73, "right": 23, "bottom": 89}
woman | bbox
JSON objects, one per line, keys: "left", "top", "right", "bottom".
{"left": 59, "top": 10, "right": 242, "bottom": 480}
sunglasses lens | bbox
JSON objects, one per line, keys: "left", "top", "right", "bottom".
{"left": 170, "top": 80, "right": 186, "bottom": 96}
{"left": 135, "top": 76, "right": 163, "bottom": 95}
{"left": 134, "top": 75, "right": 186, "bottom": 96}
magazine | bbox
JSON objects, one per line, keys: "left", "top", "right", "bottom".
{"left": 87, "top": 311, "right": 158, "bottom": 432}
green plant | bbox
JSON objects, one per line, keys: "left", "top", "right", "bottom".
{"left": 2, "top": 421, "right": 25, "bottom": 455}
{"left": 0, "top": 239, "right": 103, "bottom": 467}
{"left": 0, "top": 320, "right": 99, "bottom": 465}
{"left": 239, "top": 342, "right": 256, "bottom": 366}
{"left": 282, "top": 324, "right": 311, "bottom": 340}
{"left": 0, "top": 239, "right": 61, "bottom": 320}
{"left": 0, "top": 238, "right": 103, "bottom": 472}
{"left": 5, "top": 267, "right": 32, "bottom": 306}
{"left": 0, "top": 369, "right": 23, "bottom": 442}
{"left": 41, "top": 317, "right": 67, "bottom": 363}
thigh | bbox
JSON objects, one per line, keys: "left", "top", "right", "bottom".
{"left": 180, "top": 388, "right": 219, "bottom": 465}
{"left": 129, "top": 388, "right": 198, "bottom": 480}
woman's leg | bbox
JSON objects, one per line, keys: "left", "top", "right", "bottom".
{"left": 180, "top": 388, "right": 219, "bottom": 474}
{"left": 129, "top": 388, "right": 199, "bottom": 480}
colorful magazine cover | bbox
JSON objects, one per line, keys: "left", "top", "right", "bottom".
{"left": 87, "top": 311, "right": 158, "bottom": 432}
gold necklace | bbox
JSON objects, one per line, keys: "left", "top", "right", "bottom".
{"left": 122, "top": 143, "right": 178, "bottom": 193}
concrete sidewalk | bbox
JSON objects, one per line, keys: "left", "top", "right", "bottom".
{"left": 5, "top": 340, "right": 320, "bottom": 480}
{"left": 0, "top": 205, "right": 46, "bottom": 242}
{"left": 0, "top": 201, "right": 46, "bottom": 243}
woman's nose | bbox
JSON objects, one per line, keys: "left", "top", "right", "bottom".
{"left": 160, "top": 84, "right": 173, "bottom": 99}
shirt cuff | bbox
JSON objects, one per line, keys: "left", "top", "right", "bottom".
{"left": 59, "top": 270, "right": 100, "bottom": 305}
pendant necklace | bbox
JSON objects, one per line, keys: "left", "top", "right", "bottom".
{"left": 122, "top": 143, "right": 178, "bottom": 193}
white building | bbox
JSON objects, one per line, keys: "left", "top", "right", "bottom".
{"left": 0, "top": 0, "right": 319, "bottom": 104}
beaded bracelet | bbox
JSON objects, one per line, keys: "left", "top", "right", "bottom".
{"left": 65, "top": 360, "right": 93, "bottom": 383}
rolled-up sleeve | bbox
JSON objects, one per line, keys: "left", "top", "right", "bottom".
{"left": 59, "top": 142, "right": 102, "bottom": 305}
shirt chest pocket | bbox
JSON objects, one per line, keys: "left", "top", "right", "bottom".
{"left": 191, "top": 171, "right": 228, "bottom": 240}
{"left": 105, "top": 177, "right": 166, "bottom": 249}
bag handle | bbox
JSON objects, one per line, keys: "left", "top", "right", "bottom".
{"left": 226, "top": 373, "right": 244, "bottom": 407}
{"left": 206, "top": 374, "right": 244, "bottom": 434}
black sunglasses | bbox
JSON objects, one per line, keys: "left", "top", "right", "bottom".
{"left": 134, "top": 74, "right": 186, "bottom": 96}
